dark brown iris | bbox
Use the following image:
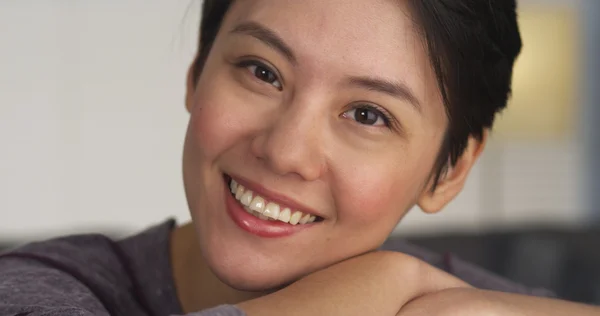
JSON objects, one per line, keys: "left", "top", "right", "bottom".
{"left": 354, "top": 108, "right": 378, "bottom": 125}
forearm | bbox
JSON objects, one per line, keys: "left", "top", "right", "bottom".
{"left": 238, "top": 251, "right": 470, "bottom": 316}
{"left": 477, "top": 290, "right": 600, "bottom": 316}
{"left": 399, "top": 288, "right": 600, "bottom": 316}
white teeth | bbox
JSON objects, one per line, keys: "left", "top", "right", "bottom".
{"left": 230, "top": 179, "right": 320, "bottom": 225}
{"left": 277, "top": 208, "right": 291, "bottom": 223}
{"left": 240, "top": 190, "right": 253, "bottom": 206}
{"left": 249, "top": 196, "right": 266, "bottom": 213}
{"left": 235, "top": 185, "right": 245, "bottom": 200}
{"left": 263, "top": 202, "right": 280, "bottom": 220}
{"left": 299, "top": 213, "right": 311, "bottom": 225}
{"left": 289, "top": 211, "right": 303, "bottom": 225}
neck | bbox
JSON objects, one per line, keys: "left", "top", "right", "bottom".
{"left": 170, "top": 223, "right": 264, "bottom": 313}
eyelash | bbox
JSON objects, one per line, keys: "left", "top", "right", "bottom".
{"left": 233, "top": 59, "right": 401, "bottom": 132}
{"left": 344, "top": 104, "right": 399, "bottom": 130}
{"left": 235, "top": 59, "right": 283, "bottom": 90}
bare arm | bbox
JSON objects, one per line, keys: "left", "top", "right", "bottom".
{"left": 237, "top": 251, "right": 470, "bottom": 316}
{"left": 398, "top": 288, "right": 600, "bottom": 316}
{"left": 238, "top": 250, "right": 600, "bottom": 316}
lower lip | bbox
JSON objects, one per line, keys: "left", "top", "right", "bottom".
{"left": 224, "top": 180, "right": 315, "bottom": 238}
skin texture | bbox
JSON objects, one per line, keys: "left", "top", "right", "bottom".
{"left": 174, "top": 0, "right": 484, "bottom": 313}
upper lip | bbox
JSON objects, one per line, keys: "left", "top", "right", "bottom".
{"left": 227, "top": 174, "right": 324, "bottom": 219}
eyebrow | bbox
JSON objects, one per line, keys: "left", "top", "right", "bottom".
{"left": 230, "top": 22, "right": 421, "bottom": 112}
{"left": 347, "top": 76, "right": 422, "bottom": 112}
{"left": 230, "top": 21, "right": 297, "bottom": 65}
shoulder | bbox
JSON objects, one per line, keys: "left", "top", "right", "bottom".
{"left": 0, "top": 232, "right": 136, "bottom": 315}
{"left": 380, "top": 237, "right": 555, "bottom": 297}
{"left": 3, "top": 232, "right": 125, "bottom": 276}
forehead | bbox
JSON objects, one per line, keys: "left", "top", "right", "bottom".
{"left": 225, "top": 0, "right": 427, "bottom": 76}
{"left": 220, "top": 0, "right": 444, "bottom": 120}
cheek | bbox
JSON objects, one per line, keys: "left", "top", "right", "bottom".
{"left": 332, "top": 145, "right": 436, "bottom": 228}
{"left": 188, "top": 104, "right": 227, "bottom": 159}
{"left": 334, "top": 156, "right": 417, "bottom": 224}
{"left": 186, "top": 83, "right": 247, "bottom": 160}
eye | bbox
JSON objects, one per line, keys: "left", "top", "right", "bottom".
{"left": 342, "top": 105, "right": 390, "bottom": 127}
{"left": 239, "top": 60, "right": 282, "bottom": 90}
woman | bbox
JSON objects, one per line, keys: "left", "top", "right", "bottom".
{"left": 1, "top": 0, "right": 598, "bottom": 315}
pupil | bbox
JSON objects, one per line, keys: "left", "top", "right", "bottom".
{"left": 355, "top": 108, "right": 377, "bottom": 125}
{"left": 255, "top": 67, "right": 272, "bottom": 82}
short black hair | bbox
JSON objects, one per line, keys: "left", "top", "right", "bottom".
{"left": 192, "top": 0, "right": 522, "bottom": 191}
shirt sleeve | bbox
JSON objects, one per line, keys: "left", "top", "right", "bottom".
{"left": 0, "top": 256, "right": 110, "bottom": 316}
{"left": 175, "top": 305, "right": 247, "bottom": 316}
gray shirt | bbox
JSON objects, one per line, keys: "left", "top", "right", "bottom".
{"left": 0, "top": 220, "right": 552, "bottom": 316}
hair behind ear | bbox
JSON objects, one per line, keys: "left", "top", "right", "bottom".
{"left": 408, "top": 0, "right": 521, "bottom": 190}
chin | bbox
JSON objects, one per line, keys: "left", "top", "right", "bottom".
{"left": 215, "top": 267, "right": 294, "bottom": 292}
{"left": 203, "top": 246, "right": 302, "bottom": 292}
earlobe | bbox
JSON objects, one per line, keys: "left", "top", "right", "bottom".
{"left": 417, "top": 131, "right": 488, "bottom": 214}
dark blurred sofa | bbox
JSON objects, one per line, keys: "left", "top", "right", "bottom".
{"left": 407, "top": 227, "right": 600, "bottom": 304}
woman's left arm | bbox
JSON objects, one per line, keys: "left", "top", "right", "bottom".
{"left": 398, "top": 288, "right": 600, "bottom": 316}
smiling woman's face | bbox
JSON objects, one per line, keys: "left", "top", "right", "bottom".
{"left": 183, "top": 0, "right": 449, "bottom": 290}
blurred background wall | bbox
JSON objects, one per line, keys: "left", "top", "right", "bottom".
{"left": 0, "top": 0, "right": 598, "bottom": 240}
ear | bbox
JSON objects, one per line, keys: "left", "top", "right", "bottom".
{"left": 185, "top": 58, "right": 200, "bottom": 113}
{"left": 417, "top": 130, "right": 488, "bottom": 214}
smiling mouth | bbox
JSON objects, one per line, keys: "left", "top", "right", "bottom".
{"left": 224, "top": 175, "right": 323, "bottom": 225}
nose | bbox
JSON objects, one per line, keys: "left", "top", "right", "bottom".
{"left": 251, "top": 101, "right": 326, "bottom": 181}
